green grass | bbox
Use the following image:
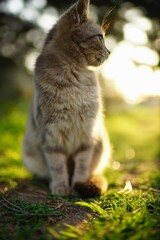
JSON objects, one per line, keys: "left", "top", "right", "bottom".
{"left": 75, "top": 191, "right": 160, "bottom": 240}
{"left": 106, "top": 106, "right": 159, "bottom": 163}
{"left": 0, "top": 98, "right": 160, "bottom": 240}
{"left": 0, "top": 99, "right": 31, "bottom": 186}
{"left": 0, "top": 196, "right": 62, "bottom": 240}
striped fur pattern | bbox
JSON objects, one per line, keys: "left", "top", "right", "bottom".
{"left": 23, "top": 0, "right": 111, "bottom": 197}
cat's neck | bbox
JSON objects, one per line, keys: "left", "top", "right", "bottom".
{"left": 44, "top": 41, "right": 88, "bottom": 70}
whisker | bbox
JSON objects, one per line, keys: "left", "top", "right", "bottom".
{"left": 101, "top": 3, "right": 120, "bottom": 34}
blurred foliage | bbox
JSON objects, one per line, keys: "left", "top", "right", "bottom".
{"left": 0, "top": 99, "right": 30, "bottom": 186}
{"left": 0, "top": 0, "right": 159, "bottom": 100}
{"left": 105, "top": 105, "right": 160, "bottom": 188}
{"left": 106, "top": 106, "right": 159, "bottom": 163}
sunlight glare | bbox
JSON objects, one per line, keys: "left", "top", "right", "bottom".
{"left": 123, "top": 23, "right": 148, "bottom": 45}
{"left": 134, "top": 17, "right": 152, "bottom": 32}
{"left": 124, "top": 8, "right": 152, "bottom": 32}
{"left": 124, "top": 7, "right": 143, "bottom": 21}
{"left": 101, "top": 42, "right": 160, "bottom": 103}
{"left": 28, "top": 0, "right": 46, "bottom": 9}
{"left": 20, "top": 8, "right": 39, "bottom": 21}
{"left": 25, "top": 51, "right": 39, "bottom": 72}
{"left": 131, "top": 47, "right": 159, "bottom": 66}
{"left": 37, "top": 7, "right": 59, "bottom": 32}
{"left": 5, "top": 0, "right": 24, "bottom": 14}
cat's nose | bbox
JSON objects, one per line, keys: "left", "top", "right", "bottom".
{"left": 103, "top": 49, "right": 110, "bottom": 59}
{"left": 105, "top": 48, "right": 110, "bottom": 56}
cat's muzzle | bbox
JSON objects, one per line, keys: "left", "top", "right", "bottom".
{"left": 97, "top": 52, "right": 110, "bottom": 65}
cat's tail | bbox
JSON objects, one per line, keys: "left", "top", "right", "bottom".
{"left": 73, "top": 175, "right": 108, "bottom": 198}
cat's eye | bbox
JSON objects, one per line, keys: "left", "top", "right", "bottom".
{"left": 98, "top": 34, "right": 103, "bottom": 42}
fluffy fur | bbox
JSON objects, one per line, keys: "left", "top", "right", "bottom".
{"left": 23, "top": 0, "right": 111, "bottom": 198}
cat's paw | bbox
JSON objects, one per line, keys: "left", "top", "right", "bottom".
{"left": 50, "top": 182, "right": 70, "bottom": 196}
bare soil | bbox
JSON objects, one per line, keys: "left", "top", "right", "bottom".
{"left": 0, "top": 179, "right": 95, "bottom": 236}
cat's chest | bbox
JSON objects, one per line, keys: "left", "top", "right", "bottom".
{"left": 38, "top": 70, "right": 100, "bottom": 129}
{"left": 67, "top": 70, "right": 99, "bottom": 109}
{"left": 40, "top": 74, "right": 100, "bottom": 152}
{"left": 71, "top": 84, "right": 98, "bottom": 106}
{"left": 63, "top": 79, "right": 99, "bottom": 119}
{"left": 45, "top": 83, "right": 99, "bottom": 152}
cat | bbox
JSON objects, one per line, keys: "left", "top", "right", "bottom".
{"left": 23, "top": 0, "right": 112, "bottom": 198}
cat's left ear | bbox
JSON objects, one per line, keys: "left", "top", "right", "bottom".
{"left": 71, "top": 0, "right": 90, "bottom": 24}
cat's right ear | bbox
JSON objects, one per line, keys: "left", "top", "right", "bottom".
{"left": 69, "top": 0, "right": 90, "bottom": 24}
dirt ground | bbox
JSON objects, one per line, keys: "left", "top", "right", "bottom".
{"left": 0, "top": 179, "right": 95, "bottom": 235}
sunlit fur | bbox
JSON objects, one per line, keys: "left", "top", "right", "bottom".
{"left": 23, "top": 0, "right": 111, "bottom": 198}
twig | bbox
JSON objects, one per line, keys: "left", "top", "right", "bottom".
{"left": 1, "top": 197, "right": 62, "bottom": 217}
{"left": 49, "top": 203, "right": 64, "bottom": 209}
{"left": 149, "top": 187, "right": 160, "bottom": 193}
{"left": 140, "top": 186, "right": 160, "bottom": 193}
{"left": 2, "top": 197, "right": 24, "bottom": 211}
{"left": 2, "top": 202, "right": 28, "bottom": 214}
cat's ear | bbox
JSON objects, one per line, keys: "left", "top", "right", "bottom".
{"left": 70, "top": 0, "right": 90, "bottom": 24}
{"left": 101, "top": 6, "right": 116, "bottom": 35}
{"left": 57, "top": 0, "right": 90, "bottom": 33}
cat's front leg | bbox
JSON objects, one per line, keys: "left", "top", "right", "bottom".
{"left": 43, "top": 150, "right": 70, "bottom": 196}
{"left": 72, "top": 146, "right": 93, "bottom": 192}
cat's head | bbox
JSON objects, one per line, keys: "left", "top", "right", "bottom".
{"left": 52, "top": 0, "right": 111, "bottom": 67}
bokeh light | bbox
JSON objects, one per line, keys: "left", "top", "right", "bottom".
{"left": 0, "top": 0, "right": 159, "bottom": 104}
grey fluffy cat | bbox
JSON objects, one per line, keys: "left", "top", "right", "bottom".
{"left": 23, "top": 0, "right": 111, "bottom": 198}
